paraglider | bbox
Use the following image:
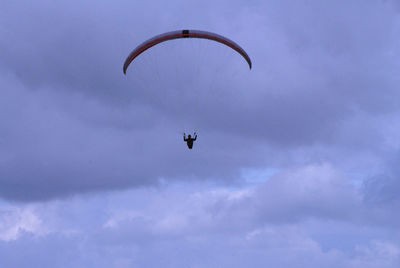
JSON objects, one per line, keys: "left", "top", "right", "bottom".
{"left": 123, "top": 30, "right": 251, "bottom": 149}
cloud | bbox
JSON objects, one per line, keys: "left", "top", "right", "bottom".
{"left": 0, "top": 0, "right": 399, "bottom": 201}
{"left": 0, "top": 206, "right": 45, "bottom": 241}
{"left": 1, "top": 0, "right": 400, "bottom": 266}
{"left": 0, "top": 167, "right": 399, "bottom": 267}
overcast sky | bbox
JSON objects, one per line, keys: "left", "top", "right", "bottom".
{"left": 1, "top": 0, "right": 400, "bottom": 267}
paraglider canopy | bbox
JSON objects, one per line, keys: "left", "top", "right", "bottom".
{"left": 123, "top": 29, "right": 252, "bottom": 74}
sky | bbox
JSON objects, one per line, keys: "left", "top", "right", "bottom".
{"left": 1, "top": 0, "right": 400, "bottom": 267}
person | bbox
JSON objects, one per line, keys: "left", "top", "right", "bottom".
{"left": 183, "top": 132, "right": 197, "bottom": 149}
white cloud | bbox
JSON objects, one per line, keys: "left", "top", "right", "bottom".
{"left": 0, "top": 206, "right": 45, "bottom": 241}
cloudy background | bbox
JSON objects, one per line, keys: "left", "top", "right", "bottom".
{"left": 1, "top": 0, "right": 400, "bottom": 267}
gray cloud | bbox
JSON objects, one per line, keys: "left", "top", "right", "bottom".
{"left": 0, "top": 0, "right": 400, "bottom": 268}
{"left": 1, "top": 1, "right": 400, "bottom": 266}
{"left": 1, "top": 0, "right": 399, "bottom": 201}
